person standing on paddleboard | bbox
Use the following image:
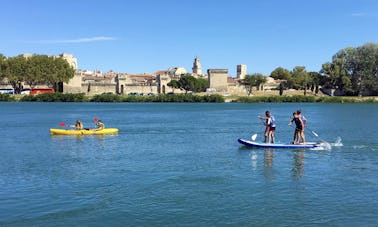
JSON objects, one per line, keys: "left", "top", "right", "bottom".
{"left": 289, "top": 112, "right": 305, "bottom": 144}
{"left": 259, "top": 111, "right": 276, "bottom": 144}
{"left": 296, "top": 109, "right": 307, "bottom": 143}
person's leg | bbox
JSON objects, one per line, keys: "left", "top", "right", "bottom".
{"left": 264, "top": 127, "right": 269, "bottom": 143}
{"left": 302, "top": 131, "right": 306, "bottom": 143}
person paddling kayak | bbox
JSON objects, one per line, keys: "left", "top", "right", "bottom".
{"left": 94, "top": 119, "right": 105, "bottom": 131}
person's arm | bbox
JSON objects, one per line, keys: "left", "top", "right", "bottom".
{"left": 299, "top": 118, "right": 304, "bottom": 131}
{"left": 288, "top": 116, "right": 294, "bottom": 125}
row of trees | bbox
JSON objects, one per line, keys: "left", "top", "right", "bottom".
{"left": 0, "top": 54, "right": 75, "bottom": 93}
{"left": 267, "top": 43, "right": 378, "bottom": 96}
{"left": 320, "top": 43, "right": 378, "bottom": 95}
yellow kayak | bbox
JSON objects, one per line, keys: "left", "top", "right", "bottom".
{"left": 50, "top": 128, "right": 119, "bottom": 135}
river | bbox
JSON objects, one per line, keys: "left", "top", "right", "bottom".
{"left": 0, "top": 102, "right": 377, "bottom": 226}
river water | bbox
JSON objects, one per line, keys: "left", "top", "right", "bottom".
{"left": 0, "top": 102, "right": 377, "bottom": 226}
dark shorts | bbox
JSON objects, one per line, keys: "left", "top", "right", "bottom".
{"left": 270, "top": 127, "right": 276, "bottom": 132}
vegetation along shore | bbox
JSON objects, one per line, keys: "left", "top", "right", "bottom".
{"left": 1, "top": 93, "right": 376, "bottom": 103}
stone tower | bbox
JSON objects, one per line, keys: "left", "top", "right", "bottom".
{"left": 192, "top": 56, "right": 202, "bottom": 75}
{"left": 237, "top": 64, "right": 247, "bottom": 80}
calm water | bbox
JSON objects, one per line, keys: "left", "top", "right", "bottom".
{"left": 0, "top": 102, "right": 377, "bottom": 226}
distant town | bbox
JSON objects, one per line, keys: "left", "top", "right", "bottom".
{"left": 0, "top": 53, "right": 284, "bottom": 96}
{"left": 62, "top": 54, "right": 286, "bottom": 96}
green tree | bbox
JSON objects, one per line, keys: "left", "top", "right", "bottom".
{"left": 270, "top": 67, "right": 295, "bottom": 88}
{"left": 291, "top": 66, "right": 311, "bottom": 95}
{"left": 43, "top": 56, "right": 75, "bottom": 91}
{"left": 169, "top": 74, "right": 209, "bottom": 93}
{"left": 321, "top": 43, "right": 378, "bottom": 95}
{"left": 270, "top": 67, "right": 292, "bottom": 80}
{"left": 178, "top": 75, "right": 196, "bottom": 93}
{"left": 24, "top": 55, "right": 49, "bottom": 88}
{"left": 3, "top": 56, "right": 28, "bottom": 93}
{"left": 193, "top": 78, "right": 209, "bottom": 92}
{"left": 241, "top": 74, "right": 267, "bottom": 96}
{"left": 0, "top": 54, "right": 6, "bottom": 81}
{"left": 167, "top": 79, "right": 179, "bottom": 93}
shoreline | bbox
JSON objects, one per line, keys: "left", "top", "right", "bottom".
{"left": 1, "top": 93, "right": 377, "bottom": 103}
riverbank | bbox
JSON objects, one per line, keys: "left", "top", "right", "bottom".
{"left": 1, "top": 93, "right": 377, "bottom": 103}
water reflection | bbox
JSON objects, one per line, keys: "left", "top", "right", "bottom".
{"left": 246, "top": 148, "right": 306, "bottom": 180}
{"left": 292, "top": 150, "right": 305, "bottom": 180}
{"left": 263, "top": 149, "right": 274, "bottom": 180}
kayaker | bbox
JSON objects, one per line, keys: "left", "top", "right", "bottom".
{"left": 95, "top": 120, "right": 105, "bottom": 131}
{"left": 73, "top": 120, "right": 83, "bottom": 130}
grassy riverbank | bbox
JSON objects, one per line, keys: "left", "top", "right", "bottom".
{"left": 1, "top": 93, "right": 377, "bottom": 103}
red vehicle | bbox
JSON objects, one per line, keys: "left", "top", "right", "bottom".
{"left": 30, "top": 88, "right": 55, "bottom": 95}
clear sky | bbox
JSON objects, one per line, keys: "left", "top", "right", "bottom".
{"left": 1, "top": 0, "right": 377, "bottom": 76}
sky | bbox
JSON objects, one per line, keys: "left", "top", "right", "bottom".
{"left": 1, "top": 0, "right": 377, "bottom": 76}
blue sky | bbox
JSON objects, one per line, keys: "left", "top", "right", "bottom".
{"left": 1, "top": 0, "right": 377, "bottom": 76}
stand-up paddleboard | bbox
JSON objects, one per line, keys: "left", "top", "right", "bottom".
{"left": 238, "top": 138, "right": 321, "bottom": 149}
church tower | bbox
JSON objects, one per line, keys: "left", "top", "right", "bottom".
{"left": 192, "top": 56, "right": 202, "bottom": 75}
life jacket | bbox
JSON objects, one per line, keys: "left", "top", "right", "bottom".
{"left": 269, "top": 116, "right": 276, "bottom": 127}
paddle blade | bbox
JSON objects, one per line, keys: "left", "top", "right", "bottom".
{"left": 59, "top": 122, "right": 66, "bottom": 127}
{"left": 311, "top": 131, "right": 319, "bottom": 137}
{"left": 251, "top": 134, "right": 257, "bottom": 141}
{"left": 93, "top": 117, "right": 98, "bottom": 122}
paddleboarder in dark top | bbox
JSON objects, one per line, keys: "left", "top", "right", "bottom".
{"left": 289, "top": 112, "right": 305, "bottom": 144}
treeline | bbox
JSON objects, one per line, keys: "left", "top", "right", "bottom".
{"left": 1, "top": 93, "right": 376, "bottom": 102}
{"left": 237, "top": 95, "right": 376, "bottom": 103}
{"left": 269, "top": 43, "right": 378, "bottom": 96}
{"left": 0, "top": 54, "right": 75, "bottom": 93}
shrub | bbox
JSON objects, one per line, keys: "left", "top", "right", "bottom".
{"left": 89, "top": 93, "right": 225, "bottom": 102}
{"left": 20, "top": 93, "right": 86, "bottom": 102}
{"left": 0, "top": 94, "right": 16, "bottom": 101}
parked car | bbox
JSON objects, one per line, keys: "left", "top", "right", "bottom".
{"left": 20, "top": 88, "right": 31, "bottom": 94}
{"left": 0, "top": 88, "right": 15, "bottom": 94}
{"left": 30, "top": 88, "right": 55, "bottom": 95}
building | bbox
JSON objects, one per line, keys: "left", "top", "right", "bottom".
{"left": 192, "top": 56, "right": 202, "bottom": 75}
{"left": 237, "top": 64, "right": 247, "bottom": 80}
{"left": 207, "top": 69, "right": 228, "bottom": 92}
{"left": 59, "top": 53, "right": 78, "bottom": 70}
